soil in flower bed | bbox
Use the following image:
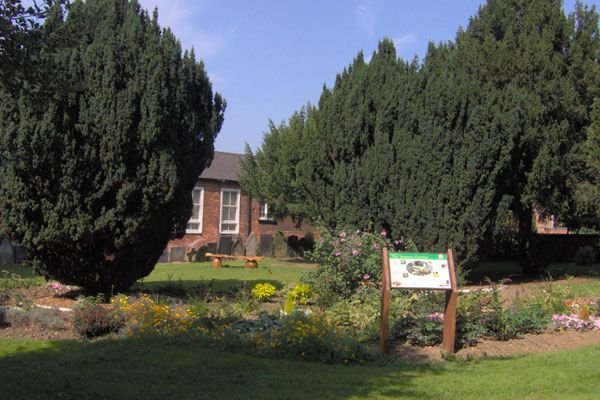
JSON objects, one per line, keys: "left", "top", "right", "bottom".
{"left": 2, "top": 282, "right": 600, "bottom": 362}
{"left": 391, "top": 330, "right": 600, "bottom": 362}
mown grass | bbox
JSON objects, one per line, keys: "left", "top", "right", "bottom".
{"left": 467, "top": 261, "right": 600, "bottom": 296}
{"left": 0, "top": 336, "right": 598, "bottom": 400}
{"left": 136, "top": 259, "right": 316, "bottom": 292}
{"left": 0, "top": 264, "right": 44, "bottom": 289}
{"left": 469, "top": 261, "right": 600, "bottom": 280}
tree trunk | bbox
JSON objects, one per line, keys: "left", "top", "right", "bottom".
{"left": 517, "top": 207, "right": 546, "bottom": 276}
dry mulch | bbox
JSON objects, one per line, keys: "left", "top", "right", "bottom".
{"left": 391, "top": 330, "right": 600, "bottom": 362}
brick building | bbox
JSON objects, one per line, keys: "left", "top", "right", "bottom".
{"left": 163, "top": 151, "right": 313, "bottom": 262}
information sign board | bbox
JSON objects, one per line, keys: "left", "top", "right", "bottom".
{"left": 389, "top": 252, "right": 452, "bottom": 290}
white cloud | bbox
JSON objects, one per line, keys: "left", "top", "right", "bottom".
{"left": 393, "top": 33, "right": 417, "bottom": 51}
{"left": 354, "top": 0, "right": 383, "bottom": 36}
{"left": 136, "top": 0, "right": 228, "bottom": 60}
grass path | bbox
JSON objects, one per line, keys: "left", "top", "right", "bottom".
{"left": 1, "top": 337, "right": 598, "bottom": 400}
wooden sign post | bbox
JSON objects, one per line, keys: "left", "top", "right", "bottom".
{"left": 380, "top": 248, "right": 458, "bottom": 354}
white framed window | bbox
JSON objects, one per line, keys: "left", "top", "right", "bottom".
{"left": 259, "top": 202, "right": 272, "bottom": 221}
{"left": 220, "top": 188, "right": 240, "bottom": 234}
{"left": 186, "top": 186, "right": 204, "bottom": 233}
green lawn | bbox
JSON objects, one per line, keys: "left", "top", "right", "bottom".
{"left": 0, "top": 337, "right": 598, "bottom": 400}
{"left": 0, "top": 264, "right": 45, "bottom": 288}
{"left": 135, "top": 259, "right": 316, "bottom": 292}
{"left": 468, "top": 261, "right": 600, "bottom": 280}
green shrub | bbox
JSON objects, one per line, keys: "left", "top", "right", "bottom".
{"left": 405, "top": 313, "right": 444, "bottom": 346}
{"left": 325, "top": 288, "right": 412, "bottom": 342}
{"left": 574, "top": 246, "right": 596, "bottom": 265}
{"left": 302, "top": 225, "right": 390, "bottom": 304}
{"left": 535, "top": 279, "right": 573, "bottom": 315}
{"left": 270, "top": 312, "right": 372, "bottom": 363}
{"left": 392, "top": 285, "right": 550, "bottom": 347}
{"left": 504, "top": 302, "right": 548, "bottom": 336}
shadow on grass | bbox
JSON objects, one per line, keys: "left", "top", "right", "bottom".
{"left": 0, "top": 336, "right": 444, "bottom": 400}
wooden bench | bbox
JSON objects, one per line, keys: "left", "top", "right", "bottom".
{"left": 204, "top": 253, "right": 265, "bottom": 269}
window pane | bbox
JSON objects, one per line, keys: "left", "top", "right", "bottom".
{"left": 221, "top": 223, "right": 236, "bottom": 232}
{"left": 192, "top": 205, "right": 200, "bottom": 219}
{"left": 192, "top": 189, "right": 200, "bottom": 203}
{"left": 223, "top": 191, "right": 231, "bottom": 205}
{"left": 187, "top": 223, "right": 199, "bottom": 230}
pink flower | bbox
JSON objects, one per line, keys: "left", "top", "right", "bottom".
{"left": 380, "top": 229, "right": 387, "bottom": 237}
{"left": 352, "top": 249, "right": 359, "bottom": 256}
{"left": 363, "top": 273, "right": 370, "bottom": 280}
{"left": 339, "top": 231, "right": 347, "bottom": 239}
{"left": 373, "top": 243, "right": 379, "bottom": 249}
{"left": 335, "top": 250, "right": 342, "bottom": 257}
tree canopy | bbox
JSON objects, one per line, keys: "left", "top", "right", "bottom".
{"left": 240, "top": 0, "right": 599, "bottom": 272}
{"left": 0, "top": 0, "right": 225, "bottom": 294}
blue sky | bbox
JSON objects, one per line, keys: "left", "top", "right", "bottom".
{"left": 137, "top": 0, "right": 599, "bottom": 154}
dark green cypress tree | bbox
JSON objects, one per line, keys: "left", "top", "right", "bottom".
{"left": 454, "top": 0, "right": 597, "bottom": 273}
{"left": 302, "top": 39, "right": 413, "bottom": 232}
{"left": 0, "top": 0, "right": 225, "bottom": 295}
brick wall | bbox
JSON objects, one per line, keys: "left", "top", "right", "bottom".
{"left": 165, "top": 178, "right": 313, "bottom": 260}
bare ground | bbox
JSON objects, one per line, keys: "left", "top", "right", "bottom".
{"left": 2, "top": 280, "right": 600, "bottom": 362}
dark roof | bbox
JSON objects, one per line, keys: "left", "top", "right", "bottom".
{"left": 199, "top": 151, "right": 243, "bottom": 181}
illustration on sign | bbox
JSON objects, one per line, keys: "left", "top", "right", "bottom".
{"left": 389, "top": 252, "right": 452, "bottom": 289}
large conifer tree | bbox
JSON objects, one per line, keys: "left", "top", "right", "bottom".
{"left": 0, "top": 0, "right": 225, "bottom": 294}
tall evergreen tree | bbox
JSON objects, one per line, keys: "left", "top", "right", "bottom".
{"left": 456, "top": 0, "right": 597, "bottom": 273}
{"left": 240, "top": 105, "right": 316, "bottom": 222}
{"left": 240, "top": 0, "right": 599, "bottom": 273}
{"left": 0, "top": 0, "right": 225, "bottom": 294}
{"left": 0, "top": 0, "right": 63, "bottom": 90}
{"left": 302, "top": 39, "right": 414, "bottom": 231}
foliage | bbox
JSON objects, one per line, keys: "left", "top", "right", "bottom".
{"left": 240, "top": 1, "right": 600, "bottom": 275}
{"left": 393, "top": 282, "right": 566, "bottom": 348}
{"left": 5, "top": 307, "right": 65, "bottom": 329}
{"left": 251, "top": 283, "right": 277, "bottom": 302}
{"left": 288, "top": 283, "right": 313, "bottom": 305}
{"left": 0, "top": 0, "right": 64, "bottom": 89}
{"left": 111, "top": 294, "right": 198, "bottom": 336}
{"left": 326, "top": 288, "right": 412, "bottom": 342}
{"left": 0, "top": 0, "right": 225, "bottom": 295}
{"left": 302, "top": 225, "right": 390, "bottom": 304}
{"left": 574, "top": 246, "right": 596, "bottom": 265}
{"left": 0, "top": 269, "right": 40, "bottom": 290}
{"left": 73, "top": 303, "right": 122, "bottom": 338}
{"left": 239, "top": 108, "right": 316, "bottom": 222}
{"left": 269, "top": 312, "right": 373, "bottom": 364}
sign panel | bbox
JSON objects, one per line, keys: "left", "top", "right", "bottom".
{"left": 389, "top": 252, "right": 452, "bottom": 290}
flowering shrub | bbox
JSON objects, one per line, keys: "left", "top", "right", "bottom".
{"left": 251, "top": 283, "right": 277, "bottom": 302}
{"left": 270, "top": 312, "right": 372, "bottom": 363}
{"left": 111, "top": 294, "right": 198, "bottom": 336}
{"left": 303, "top": 225, "right": 398, "bottom": 304}
{"left": 289, "top": 284, "right": 313, "bottom": 305}
{"left": 394, "top": 285, "right": 553, "bottom": 348}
